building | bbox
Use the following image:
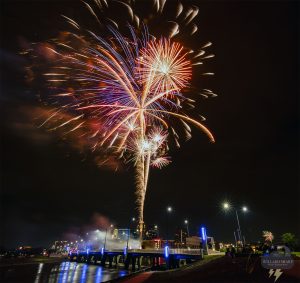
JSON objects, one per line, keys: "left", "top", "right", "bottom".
{"left": 51, "top": 241, "right": 68, "bottom": 253}
{"left": 186, "top": 236, "right": 201, "bottom": 249}
{"left": 142, "top": 239, "right": 161, "bottom": 249}
{"left": 144, "top": 225, "right": 159, "bottom": 240}
{"left": 174, "top": 229, "right": 188, "bottom": 247}
{"left": 112, "top": 229, "right": 130, "bottom": 241}
{"left": 186, "top": 236, "right": 215, "bottom": 250}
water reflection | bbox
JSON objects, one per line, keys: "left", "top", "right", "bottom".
{"left": 0, "top": 261, "right": 129, "bottom": 282}
{"left": 44, "top": 261, "right": 129, "bottom": 283}
{"left": 34, "top": 263, "right": 44, "bottom": 283}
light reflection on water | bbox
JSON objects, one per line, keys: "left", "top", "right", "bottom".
{"left": 40, "top": 261, "right": 128, "bottom": 283}
{"left": 34, "top": 263, "right": 44, "bottom": 283}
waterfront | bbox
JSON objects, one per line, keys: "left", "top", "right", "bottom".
{"left": 2, "top": 256, "right": 297, "bottom": 283}
{"left": 0, "top": 261, "right": 129, "bottom": 283}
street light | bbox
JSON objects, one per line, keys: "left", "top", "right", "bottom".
{"left": 153, "top": 225, "right": 159, "bottom": 237}
{"left": 166, "top": 206, "right": 173, "bottom": 246}
{"left": 223, "top": 202, "right": 230, "bottom": 209}
{"left": 184, "top": 219, "right": 190, "bottom": 237}
{"left": 126, "top": 217, "right": 136, "bottom": 250}
{"left": 222, "top": 202, "right": 249, "bottom": 247}
{"left": 103, "top": 228, "right": 108, "bottom": 253}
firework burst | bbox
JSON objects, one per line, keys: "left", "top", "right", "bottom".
{"left": 27, "top": 0, "right": 216, "bottom": 243}
{"left": 263, "top": 231, "right": 274, "bottom": 243}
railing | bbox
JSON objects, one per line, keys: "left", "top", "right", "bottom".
{"left": 169, "top": 249, "right": 202, "bottom": 255}
{"left": 77, "top": 248, "right": 202, "bottom": 255}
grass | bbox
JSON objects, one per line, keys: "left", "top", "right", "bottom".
{"left": 291, "top": 251, "right": 300, "bottom": 258}
{"left": 163, "top": 255, "right": 223, "bottom": 273}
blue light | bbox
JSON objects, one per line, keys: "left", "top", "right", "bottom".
{"left": 80, "top": 264, "right": 87, "bottom": 283}
{"left": 95, "top": 267, "right": 103, "bottom": 283}
{"left": 119, "top": 270, "right": 127, "bottom": 277}
{"left": 86, "top": 248, "right": 90, "bottom": 255}
{"left": 164, "top": 246, "right": 169, "bottom": 258}
{"left": 101, "top": 247, "right": 104, "bottom": 255}
{"left": 201, "top": 227, "right": 207, "bottom": 241}
{"left": 124, "top": 247, "right": 127, "bottom": 256}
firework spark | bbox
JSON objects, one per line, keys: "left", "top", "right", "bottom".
{"left": 27, "top": 0, "right": 216, "bottom": 243}
{"left": 263, "top": 231, "right": 274, "bottom": 243}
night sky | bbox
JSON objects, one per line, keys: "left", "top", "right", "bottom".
{"left": 0, "top": 0, "right": 299, "bottom": 249}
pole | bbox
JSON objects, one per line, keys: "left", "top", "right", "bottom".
{"left": 180, "top": 229, "right": 183, "bottom": 244}
{"left": 166, "top": 212, "right": 169, "bottom": 247}
{"left": 201, "top": 227, "right": 208, "bottom": 255}
{"left": 104, "top": 228, "right": 108, "bottom": 250}
{"left": 235, "top": 210, "right": 242, "bottom": 247}
{"left": 126, "top": 228, "right": 130, "bottom": 249}
{"left": 233, "top": 231, "right": 237, "bottom": 247}
{"left": 186, "top": 223, "right": 190, "bottom": 237}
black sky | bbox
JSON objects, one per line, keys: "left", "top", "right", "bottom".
{"left": 0, "top": 0, "right": 299, "bottom": 248}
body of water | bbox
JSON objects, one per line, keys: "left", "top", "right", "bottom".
{"left": 0, "top": 261, "right": 129, "bottom": 283}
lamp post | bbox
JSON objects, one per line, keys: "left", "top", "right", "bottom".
{"left": 166, "top": 206, "right": 172, "bottom": 246}
{"left": 241, "top": 206, "right": 248, "bottom": 245}
{"left": 103, "top": 228, "right": 108, "bottom": 251}
{"left": 223, "top": 202, "right": 248, "bottom": 247}
{"left": 126, "top": 217, "right": 136, "bottom": 250}
{"left": 201, "top": 226, "right": 209, "bottom": 255}
{"left": 154, "top": 225, "right": 159, "bottom": 237}
{"left": 184, "top": 219, "right": 190, "bottom": 237}
{"left": 103, "top": 224, "right": 114, "bottom": 254}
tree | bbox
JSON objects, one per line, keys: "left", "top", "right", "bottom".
{"left": 281, "top": 233, "right": 298, "bottom": 250}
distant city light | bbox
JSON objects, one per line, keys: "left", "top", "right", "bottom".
{"left": 132, "top": 217, "right": 136, "bottom": 221}
{"left": 167, "top": 206, "right": 172, "bottom": 212}
{"left": 184, "top": 219, "right": 188, "bottom": 224}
